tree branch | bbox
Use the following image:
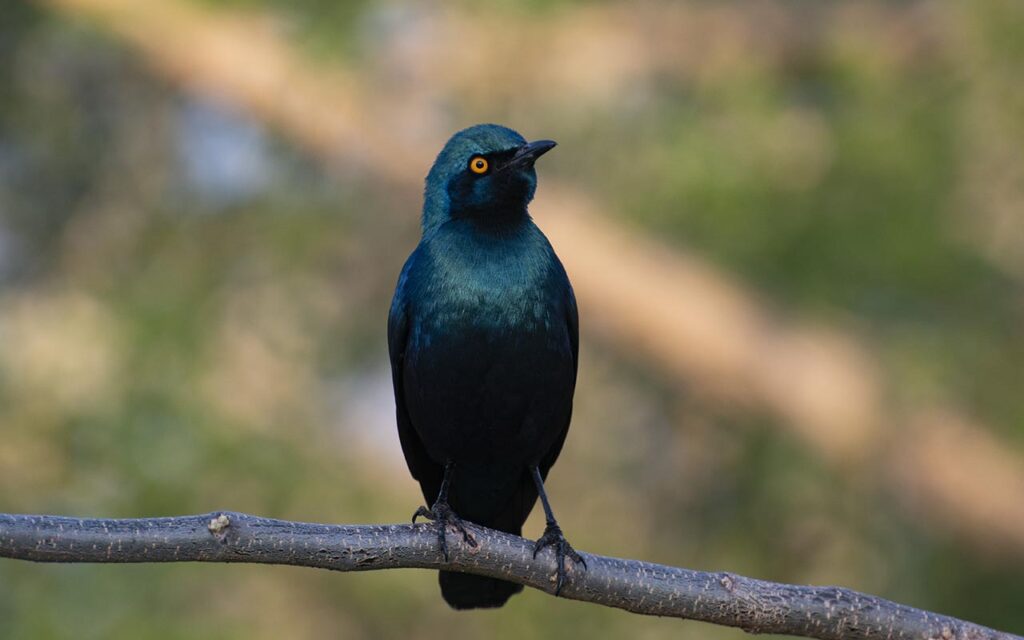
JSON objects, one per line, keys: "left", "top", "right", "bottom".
{"left": 1, "top": 512, "right": 1017, "bottom": 639}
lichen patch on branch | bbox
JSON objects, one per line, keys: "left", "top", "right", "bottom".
{"left": 207, "top": 514, "right": 231, "bottom": 537}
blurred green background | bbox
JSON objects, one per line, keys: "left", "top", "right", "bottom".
{"left": 2, "top": 0, "right": 1023, "bottom": 638}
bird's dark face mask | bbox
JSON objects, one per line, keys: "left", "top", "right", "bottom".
{"left": 446, "top": 140, "right": 556, "bottom": 222}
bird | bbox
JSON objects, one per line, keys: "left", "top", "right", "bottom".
{"left": 387, "top": 124, "right": 584, "bottom": 609}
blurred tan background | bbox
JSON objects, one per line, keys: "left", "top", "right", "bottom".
{"left": 1, "top": 0, "right": 1023, "bottom": 638}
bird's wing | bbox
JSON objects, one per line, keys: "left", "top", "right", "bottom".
{"left": 388, "top": 261, "right": 442, "bottom": 495}
{"left": 539, "top": 283, "right": 579, "bottom": 476}
{"left": 567, "top": 284, "right": 579, "bottom": 379}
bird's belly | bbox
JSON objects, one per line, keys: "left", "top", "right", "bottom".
{"left": 403, "top": 322, "right": 573, "bottom": 471}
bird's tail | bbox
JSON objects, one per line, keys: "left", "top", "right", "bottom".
{"left": 437, "top": 495, "right": 531, "bottom": 610}
{"left": 439, "top": 571, "right": 523, "bottom": 610}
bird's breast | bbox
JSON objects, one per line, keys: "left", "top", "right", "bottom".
{"left": 398, "top": 223, "right": 575, "bottom": 470}
{"left": 419, "top": 227, "right": 563, "bottom": 335}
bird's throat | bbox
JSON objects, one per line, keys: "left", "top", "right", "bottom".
{"left": 451, "top": 202, "right": 530, "bottom": 232}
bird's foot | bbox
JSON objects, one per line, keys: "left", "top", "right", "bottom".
{"left": 412, "top": 501, "right": 477, "bottom": 561}
{"left": 533, "top": 523, "right": 586, "bottom": 595}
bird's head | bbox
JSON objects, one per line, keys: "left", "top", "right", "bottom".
{"left": 422, "top": 124, "right": 556, "bottom": 231}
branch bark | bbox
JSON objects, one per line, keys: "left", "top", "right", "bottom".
{"left": 1, "top": 512, "right": 1017, "bottom": 640}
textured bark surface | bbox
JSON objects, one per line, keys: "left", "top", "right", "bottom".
{"left": 1, "top": 512, "right": 1019, "bottom": 640}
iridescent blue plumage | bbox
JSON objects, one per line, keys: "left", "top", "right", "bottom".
{"left": 388, "top": 124, "right": 581, "bottom": 609}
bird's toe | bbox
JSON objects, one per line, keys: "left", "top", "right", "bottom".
{"left": 533, "top": 524, "right": 586, "bottom": 595}
{"left": 411, "top": 505, "right": 432, "bottom": 523}
{"left": 413, "top": 501, "right": 477, "bottom": 561}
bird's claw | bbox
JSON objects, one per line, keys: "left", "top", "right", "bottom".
{"left": 533, "top": 523, "right": 586, "bottom": 595}
{"left": 412, "top": 501, "right": 476, "bottom": 561}
{"left": 411, "top": 505, "right": 432, "bottom": 523}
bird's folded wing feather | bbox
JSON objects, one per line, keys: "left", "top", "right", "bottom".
{"left": 387, "top": 263, "right": 441, "bottom": 491}
{"left": 539, "top": 284, "right": 579, "bottom": 476}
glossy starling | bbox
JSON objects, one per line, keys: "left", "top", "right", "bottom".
{"left": 388, "top": 124, "right": 583, "bottom": 609}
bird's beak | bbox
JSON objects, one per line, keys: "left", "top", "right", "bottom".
{"left": 505, "top": 139, "right": 557, "bottom": 171}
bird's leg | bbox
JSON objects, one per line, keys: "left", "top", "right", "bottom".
{"left": 412, "top": 461, "right": 476, "bottom": 561}
{"left": 531, "top": 466, "right": 586, "bottom": 595}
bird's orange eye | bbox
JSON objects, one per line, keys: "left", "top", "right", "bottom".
{"left": 469, "top": 156, "right": 489, "bottom": 174}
